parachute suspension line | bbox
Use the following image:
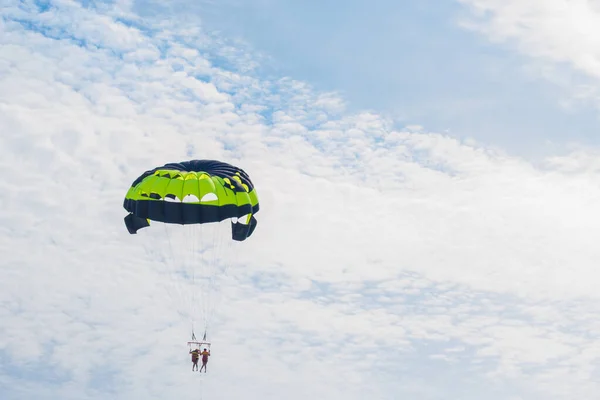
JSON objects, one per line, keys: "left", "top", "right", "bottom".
{"left": 207, "top": 223, "right": 213, "bottom": 336}
{"left": 199, "top": 222, "right": 209, "bottom": 341}
{"left": 162, "top": 222, "right": 188, "bottom": 323}
{"left": 202, "top": 223, "right": 217, "bottom": 339}
{"left": 158, "top": 218, "right": 237, "bottom": 344}
{"left": 204, "top": 222, "right": 219, "bottom": 337}
{"left": 190, "top": 222, "right": 198, "bottom": 344}
{"left": 204, "top": 220, "right": 235, "bottom": 338}
{"left": 160, "top": 221, "right": 200, "bottom": 342}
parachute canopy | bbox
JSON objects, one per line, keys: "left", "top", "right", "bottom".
{"left": 123, "top": 159, "right": 259, "bottom": 241}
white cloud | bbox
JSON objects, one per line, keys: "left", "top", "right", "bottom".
{"left": 2, "top": 1, "right": 600, "bottom": 399}
{"left": 458, "top": 0, "right": 600, "bottom": 108}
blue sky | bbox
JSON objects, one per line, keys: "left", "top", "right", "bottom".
{"left": 2, "top": 0, "right": 600, "bottom": 399}
{"left": 134, "top": 0, "right": 600, "bottom": 158}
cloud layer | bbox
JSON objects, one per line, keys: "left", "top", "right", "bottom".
{"left": 1, "top": 1, "right": 600, "bottom": 399}
{"left": 459, "top": 0, "right": 600, "bottom": 109}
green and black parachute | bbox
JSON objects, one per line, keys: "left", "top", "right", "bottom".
{"left": 122, "top": 159, "right": 260, "bottom": 346}
{"left": 123, "top": 159, "right": 259, "bottom": 241}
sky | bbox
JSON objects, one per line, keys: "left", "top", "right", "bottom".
{"left": 140, "top": 0, "right": 600, "bottom": 158}
{"left": 1, "top": 0, "right": 600, "bottom": 399}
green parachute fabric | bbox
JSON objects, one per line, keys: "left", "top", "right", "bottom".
{"left": 123, "top": 159, "right": 259, "bottom": 241}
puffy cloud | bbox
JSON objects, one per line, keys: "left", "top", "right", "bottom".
{"left": 1, "top": 1, "right": 600, "bottom": 399}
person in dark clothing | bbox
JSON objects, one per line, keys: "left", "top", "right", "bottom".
{"left": 190, "top": 348, "right": 199, "bottom": 371}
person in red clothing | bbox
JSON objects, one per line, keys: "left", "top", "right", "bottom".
{"left": 199, "top": 348, "right": 210, "bottom": 373}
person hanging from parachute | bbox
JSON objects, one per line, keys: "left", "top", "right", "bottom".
{"left": 199, "top": 347, "right": 210, "bottom": 373}
{"left": 190, "top": 348, "right": 200, "bottom": 371}
{"left": 122, "top": 159, "right": 260, "bottom": 370}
